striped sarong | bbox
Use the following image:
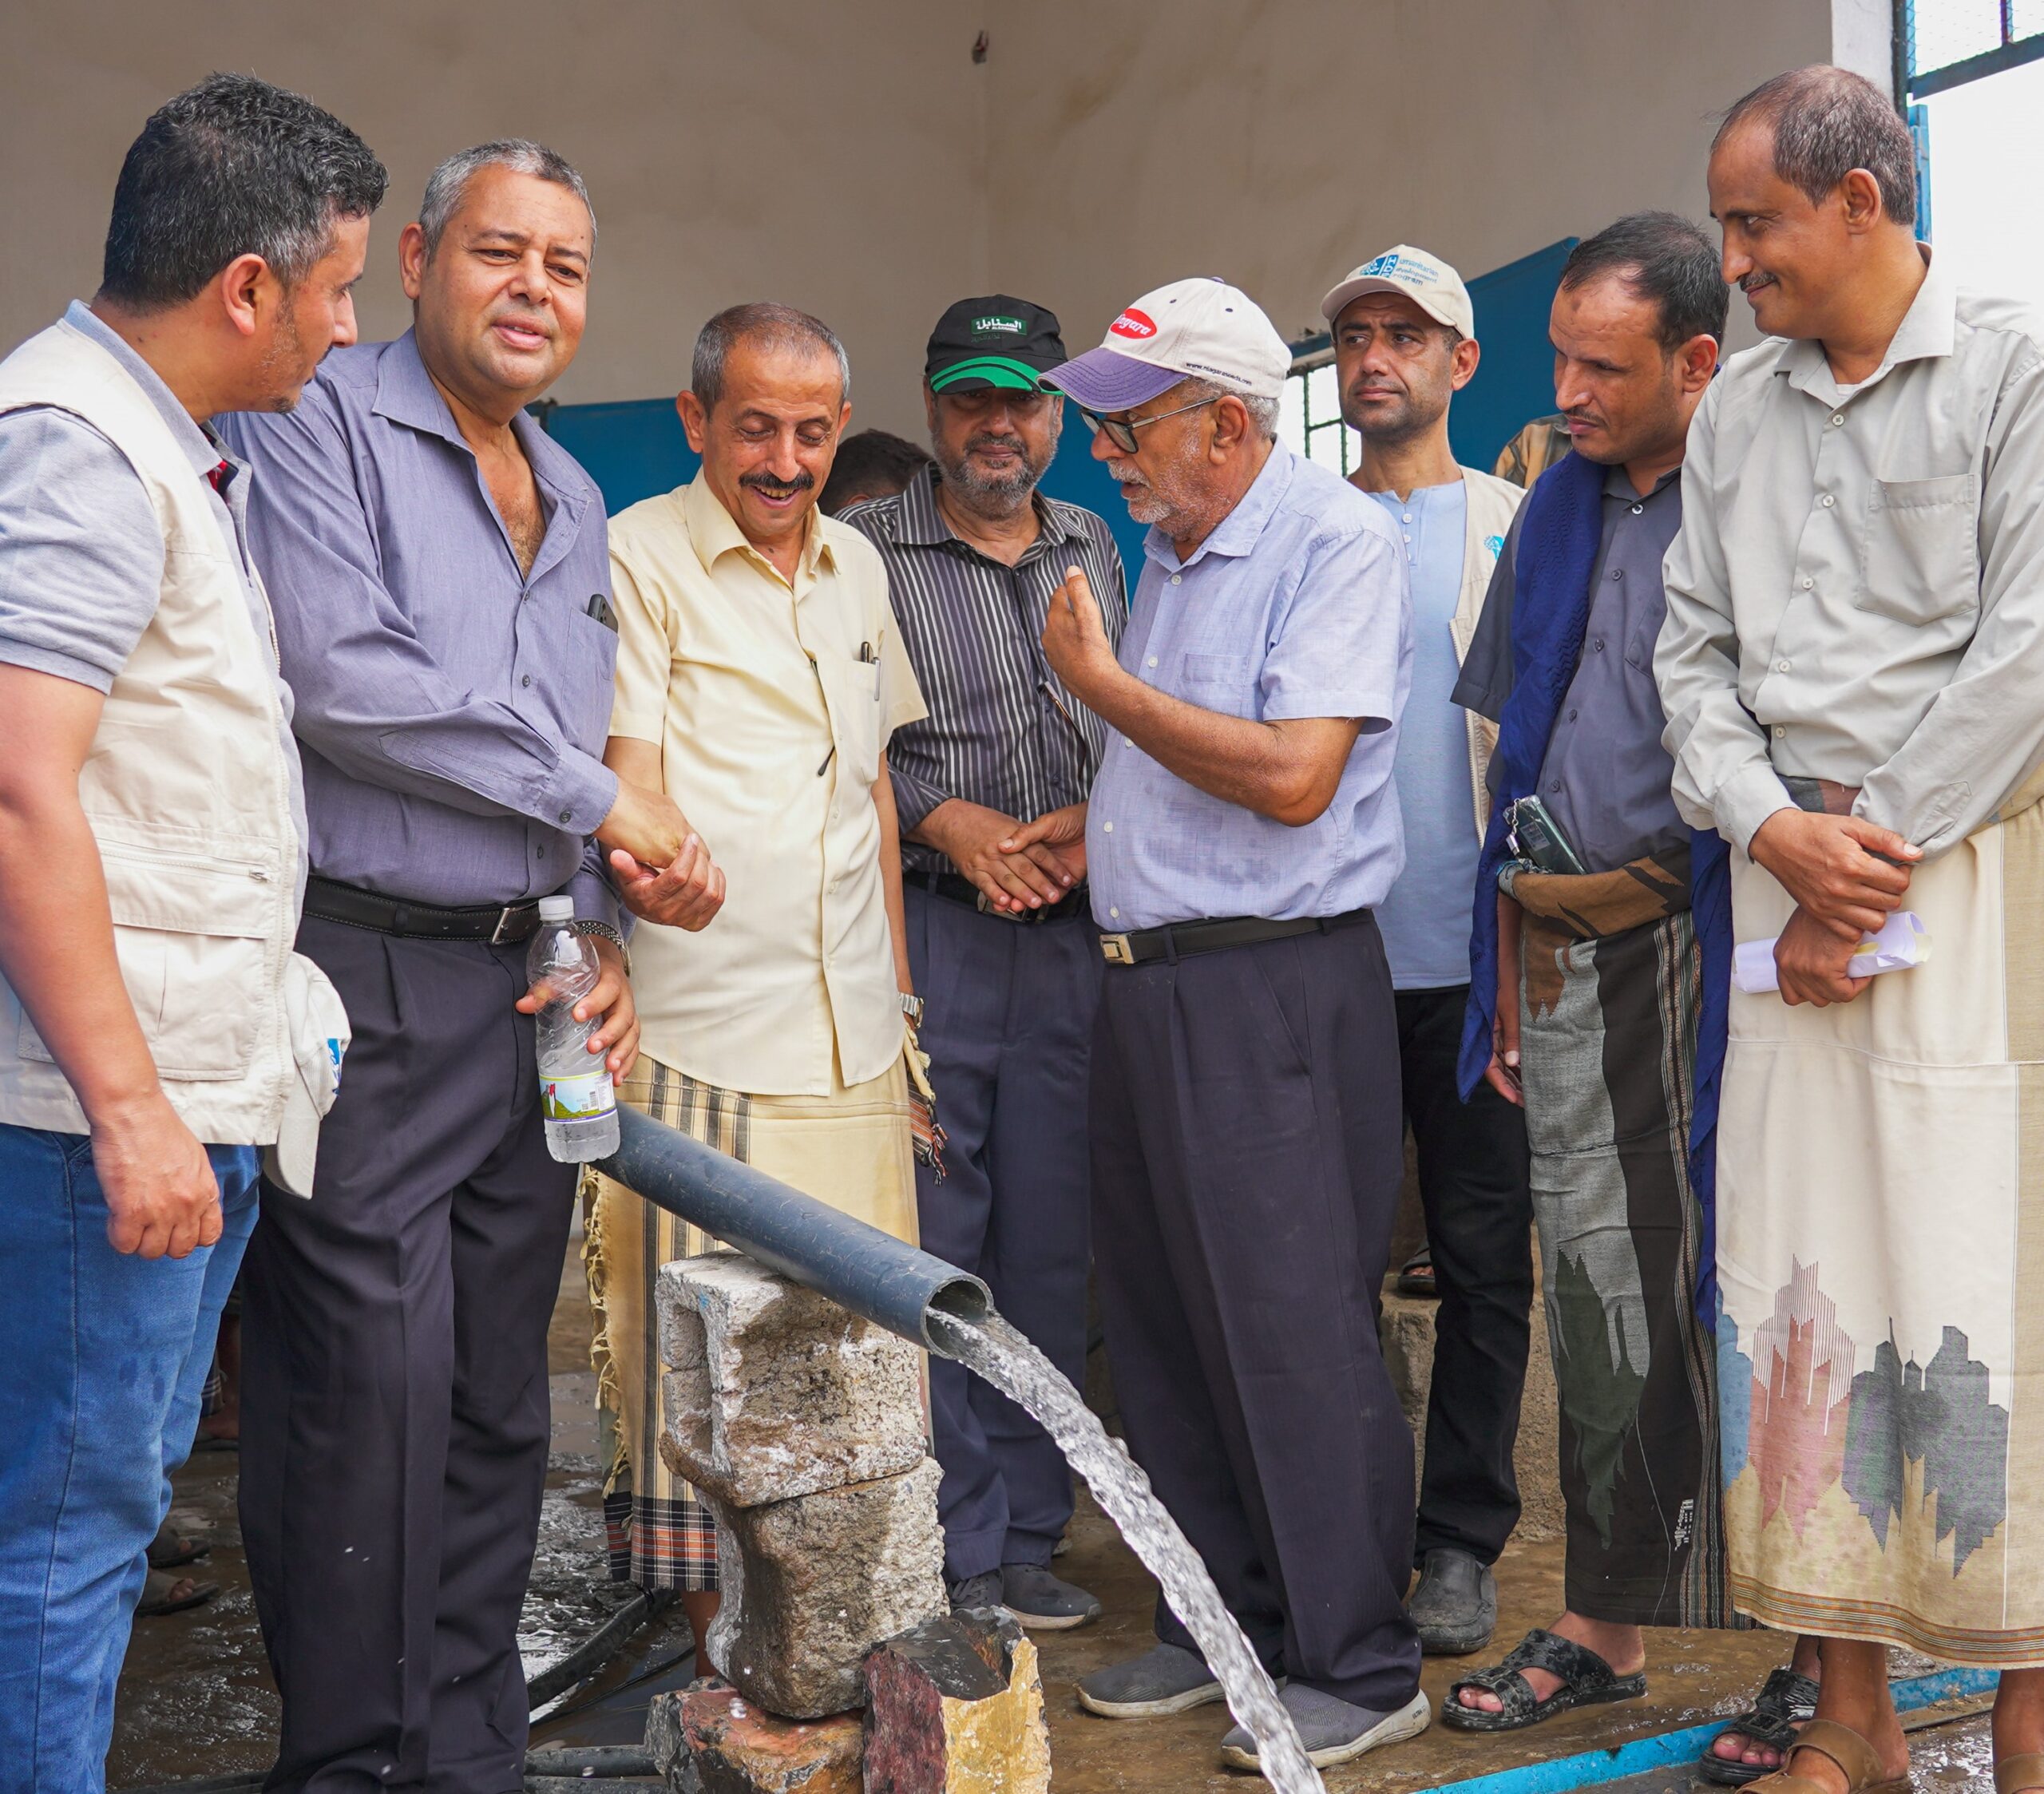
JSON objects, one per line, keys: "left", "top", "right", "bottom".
{"left": 1508, "top": 849, "right": 1744, "bottom": 1628}
{"left": 584, "top": 1050, "right": 919, "bottom": 1590}
{"left": 1718, "top": 790, "right": 2044, "bottom": 1666}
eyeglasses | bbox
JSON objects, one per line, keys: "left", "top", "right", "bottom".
{"left": 1072, "top": 394, "right": 1220, "bottom": 456}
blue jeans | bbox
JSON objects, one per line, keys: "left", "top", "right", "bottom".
{"left": 0, "top": 1123, "right": 259, "bottom": 1794}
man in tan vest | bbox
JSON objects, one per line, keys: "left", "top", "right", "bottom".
{"left": 1321, "top": 245, "right": 1532, "bottom": 1658}
{"left": 0, "top": 76, "right": 383, "bottom": 1789}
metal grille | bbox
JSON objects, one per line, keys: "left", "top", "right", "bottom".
{"left": 1276, "top": 346, "right": 1361, "bottom": 479}
{"left": 1907, "top": 0, "right": 2044, "bottom": 96}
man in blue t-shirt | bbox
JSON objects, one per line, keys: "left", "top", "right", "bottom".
{"left": 1325, "top": 246, "right": 1531, "bottom": 1657}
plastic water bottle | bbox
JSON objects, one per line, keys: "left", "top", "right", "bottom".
{"left": 527, "top": 895, "right": 619, "bottom": 1162}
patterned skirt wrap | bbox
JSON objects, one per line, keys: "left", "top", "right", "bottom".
{"left": 584, "top": 1051, "right": 920, "bottom": 1590}
{"left": 1718, "top": 797, "right": 2044, "bottom": 1665}
{"left": 1507, "top": 851, "right": 1742, "bottom": 1629}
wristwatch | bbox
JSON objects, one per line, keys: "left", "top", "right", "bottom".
{"left": 575, "top": 918, "right": 632, "bottom": 976}
{"left": 901, "top": 992, "right": 925, "bottom": 1028}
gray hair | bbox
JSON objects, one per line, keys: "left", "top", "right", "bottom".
{"left": 418, "top": 139, "right": 596, "bottom": 256}
{"left": 1182, "top": 377, "right": 1280, "bottom": 442}
{"left": 692, "top": 303, "right": 851, "bottom": 412}
{"left": 1714, "top": 65, "right": 1916, "bottom": 227}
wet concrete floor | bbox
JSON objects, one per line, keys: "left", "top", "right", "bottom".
{"left": 113, "top": 1238, "right": 1995, "bottom": 1792}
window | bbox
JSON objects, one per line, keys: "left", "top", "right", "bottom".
{"left": 1276, "top": 339, "right": 1361, "bottom": 478}
{"left": 1907, "top": 0, "right": 2044, "bottom": 97}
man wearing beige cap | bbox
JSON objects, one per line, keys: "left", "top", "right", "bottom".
{"left": 1323, "top": 247, "right": 1532, "bottom": 1659}
{"left": 1029, "top": 278, "right": 1427, "bottom": 1771}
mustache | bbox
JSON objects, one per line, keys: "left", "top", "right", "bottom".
{"left": 1741, "top": 272, "right": 1777, "bottom": 293}
{"left": 739, "top": 469, "right": 815, "bottom": 497}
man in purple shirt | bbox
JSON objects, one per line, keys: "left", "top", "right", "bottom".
{"left": 221, "top": 143, "right": 683, "bottom": 1793}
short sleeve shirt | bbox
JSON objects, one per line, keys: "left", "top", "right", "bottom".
{"left": 1085, "top": 442, "right": 1412, "bottom": 929}
{"left": 608, "top": 474, "right": 925, "bottom": 1095}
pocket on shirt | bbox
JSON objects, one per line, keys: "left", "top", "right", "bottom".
{"left": 820, "top": 655, "right": 883, "bottom": 787}
{"left": 1179, "top": 651, "right": 1254, "bottom": 719}
{"left": 1857, "top": 474, "right": 1980, "bottom": 624}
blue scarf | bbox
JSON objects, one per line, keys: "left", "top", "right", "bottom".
{"left": 1455, "top": 450, "right": 1731, "bottom": 1323}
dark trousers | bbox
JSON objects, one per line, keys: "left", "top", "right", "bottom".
{"left": 905, "top": 883, "right": 1099, "bottom": 1581}
{"left": 240, "top": 917, "right": 575, "bottom": 1794}
{"left": 1396, "top": 984, "right": 1535, "bottom": 1566}
{"left": 1091, "top": 917, "right": 1421, "bottom": 1710}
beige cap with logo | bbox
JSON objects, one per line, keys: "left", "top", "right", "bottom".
{"left": 1321, "top": 245, "right": 1475, "bottom": 339}
{"left": 1042, "top": 277, "right": 1294, "bottom": 410}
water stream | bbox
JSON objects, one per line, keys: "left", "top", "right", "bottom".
{"left": 929, "top": 1309, "right": 1325, "bottom": 1794}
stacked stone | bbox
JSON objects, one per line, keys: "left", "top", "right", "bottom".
{"left": 655, "top": 1253, "right": 948, "bottom": 1720}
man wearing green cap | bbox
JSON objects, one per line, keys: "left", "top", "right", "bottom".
{"left": 842, "top": 296, "right": 1125, "bottom": 1628}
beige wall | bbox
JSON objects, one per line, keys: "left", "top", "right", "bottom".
{"left": 3, "top": 1, "right": 1888, "bottom": 428}
{"left": 0, "top": 0, "right": 987, "bottom": 432}
{"left": 981, "top": 0, "right": 1850, "bottom": 358}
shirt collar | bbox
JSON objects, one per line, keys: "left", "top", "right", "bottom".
{"left": 370, "top": 328, "right": 575, "bottom": 485}
{"left": 1601, "top": 464, "right": 1680, "bottom": 501}
{"left": 1776, "top": 244, "right": 1953, "bottom": 401}
{"left": 683, "top": 469, "right": 838, "bottom": 586}
{"left": 1145, "top": 438, "right": 1297, "bottom": 572}
{"left": 899, "top": 461, "right": 1088, "bottom": 553}
{"left": 64, "top": 300, "right": 236, "bottom": 485}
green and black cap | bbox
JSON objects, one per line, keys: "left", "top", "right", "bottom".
{"left": 925, "top": 295, "right": 1067, "bottom": 394}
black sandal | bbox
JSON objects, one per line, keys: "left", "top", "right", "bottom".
{"left": 1441, "top": 1627, "right": 1647, "bottom": 1733}
{"left": 1698, "top": 1666, "right": 1820, "bottom": 1785}
{"left": 1396, "top": 1246, "right": 1437, "bottom": 1299}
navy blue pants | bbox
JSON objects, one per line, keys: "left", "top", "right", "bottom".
{"left": 240, "top": 917, "right": 576, "bottom": 1794}
{"left": 905, "top": 883, "right": 1099, "bottom": 1582}
{"left": 1091, "top": 916, "right": 1422, "bottom": 1711}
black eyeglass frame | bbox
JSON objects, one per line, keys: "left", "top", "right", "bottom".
{"left": 1070, "top": 394, "right": 1221, "bottom": 455}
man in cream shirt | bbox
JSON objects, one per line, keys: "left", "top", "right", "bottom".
{"left": 587, "top": 303, "right": 925, "bottom": 1666}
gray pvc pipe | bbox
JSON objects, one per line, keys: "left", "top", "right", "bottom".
{"left": 597, "top": 1105, "right": 991, "bottom": 1351}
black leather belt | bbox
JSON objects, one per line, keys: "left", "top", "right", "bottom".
{"left": 918, "top": 869, "right": 1090, "bottom": 925}
{"left": 1099, "top": 907, "right": 1373, "bottom": 967}
{"left": 304, "top": 875, "right": 544, "bottom": 945}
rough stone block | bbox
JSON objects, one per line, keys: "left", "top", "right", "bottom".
{"left": 861, "top": 1610, "right": 1050, "bottom": 1794}
{"left": 645, "top": 1683, "right": 863, "bottom": 1793}
{"left": 710, "top": 1457, "right": 946, "bottom": 1721}
{"left": 656, "top": 1254, "right": 925, "bottom": 1508}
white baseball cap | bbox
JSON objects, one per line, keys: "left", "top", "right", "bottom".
{"left": 261, "top": 953, "right": 351, "bottom": 1199}
{"left": 1321, "top": 244, "right": 1475, "bottom": 339}
{"left": 1041, "top": 277, "right": 1293, "bottom": 410}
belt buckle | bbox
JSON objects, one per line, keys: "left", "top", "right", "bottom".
{"left": 976, "top": 892, "right": 1028, "bottom": 924}
{"left": 489, "top": 905, "right": 524, "bottom": 946}
{"left": 1099, "top": 932, "right": 1134, "bottom": 965}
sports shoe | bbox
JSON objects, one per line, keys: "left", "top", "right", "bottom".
{"left": 1000, "top": 1562, "right": 1103, "bottom": 1630}
{"left": 1408, "top": 1547, "right": 1498, "bottom": 1655}
{"left": 1220, "top": 1685, "right": 1432, "bottom": 1770}
{"left": 1076, "top": 1642, "right": 1225, "bottom": 1718}
{"left": 947, "top": 1569, "right": 1004, "bottom": 1615}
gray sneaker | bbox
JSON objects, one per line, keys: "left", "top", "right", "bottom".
{"left": 947, "top": 1569, "right": 1004, "bottom": 1615}
{"left": 1408, "top": 1547, "right": 1498, "bottom": 1655}
{"left": 1000, "top": 1563, "right": 1103, "bottom": 1630}
{"left": 1076, "top": 1643, "right": 1225, "bottom": 1718}
{"left": 1220, "top": 1685, "right": 1432, "bottom": 1771}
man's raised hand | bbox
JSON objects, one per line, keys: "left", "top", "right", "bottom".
{"left": 1040, "top": 564, "right": 1119, "bottom": 703}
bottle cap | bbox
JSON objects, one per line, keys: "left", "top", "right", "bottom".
{"left": 538, "top": 895, "right": 575, "bottom": 922}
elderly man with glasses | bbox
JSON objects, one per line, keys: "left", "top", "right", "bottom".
{"left": 1035, "top": 278, "right": 1426, "bottom": 1773}
{"left": 840, "top": 295, "right": 1125, "bottom": 1630}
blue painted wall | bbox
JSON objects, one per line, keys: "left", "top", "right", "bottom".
{"left": 536, "top": 237, "right": 1574, "bottom": 584}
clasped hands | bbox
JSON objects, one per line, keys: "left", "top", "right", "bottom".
{"left": 598, "top": 778, "right": 727, "bottom": 933}
{"left": 921, "top": 798, "right": 1086, "bottom": 914}
{"left": 1748, "top": 807, "right": 1922, "bottom": 1008}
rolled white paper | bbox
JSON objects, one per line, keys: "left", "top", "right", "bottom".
{"left": 1733, "top": 909, "right": 1931, "bottom": 995}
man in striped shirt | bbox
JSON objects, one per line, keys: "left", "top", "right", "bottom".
{"left": 842, "top": 295, "right": 1124, "bottom": 1629}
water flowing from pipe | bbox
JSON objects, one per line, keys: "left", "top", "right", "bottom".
{"left": 929, "top": 1308, "right": 1325, "bottom": 1794}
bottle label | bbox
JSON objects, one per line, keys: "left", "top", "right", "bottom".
{"left": 542, "top": 1068, "right": 616, "bottom": 1123}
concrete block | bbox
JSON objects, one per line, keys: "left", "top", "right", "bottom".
{"left": 862, "top": 1609, "right": 1050, "bottom": 1794}
{"left": 645, "top": 1684, "right": 863, "bottom": 1793}
{"left": 710, "top": 1457, "right": 947, "bottom": 1721}
{"left": 656, "top": 1255, "right": 925, "bottom": 1509}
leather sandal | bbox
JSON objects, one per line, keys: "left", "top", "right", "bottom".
{"left": 1997, "top": 1752, "right": 2044, "bottom": 1794}
{"left": 1440, "top": 1627, "right": 1646, "bottom": 1733}
{"left": 1745, "top": 1718, "right": 1909, "bottom": 1793}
